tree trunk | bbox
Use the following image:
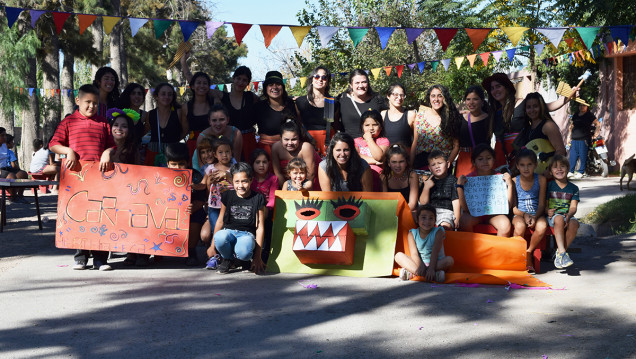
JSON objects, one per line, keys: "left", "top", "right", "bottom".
{"left": 119, "top": 29, "right": 128, "bottom": 86}
{"left": 21, "top": 56, "right": 40, "bottom": 172}
{"left": 0, "top": 70, "right": 14, "bottom": 132}
{"left": 61, "top": 52, "right": 75, "bottom": 118}
{"left": 41, "top": 35, "right": 61, "bottom": 142}
{"left": 91, "top": 5, "right": 105, "bottom": 76}
{"left": 109, "top": 0, "right": 124, "bottom": 85}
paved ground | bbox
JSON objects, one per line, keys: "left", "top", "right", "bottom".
{"left": 0, "top": 177, "right": 634, "bottom": 359}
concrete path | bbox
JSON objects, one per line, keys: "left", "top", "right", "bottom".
{"left": 0, "top": 177, "right": 634, "bottom": 359}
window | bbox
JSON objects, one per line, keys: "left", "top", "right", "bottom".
{"left": 623, "top": 55, "right": 636, "bottom": 110}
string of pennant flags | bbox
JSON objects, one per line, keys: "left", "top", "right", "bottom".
{"left": 14, "top": 37, "right": 625, "bottom": 99}
{"left": 2, "top": 5, "right": 634, "bottom": 53}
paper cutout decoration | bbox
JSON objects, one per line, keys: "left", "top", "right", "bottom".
{"left": 205, "top": 21, "right": 223, "bottom": 39}
{"left": 501, "top": 26, "right": 529, "bottom": 46}
{"left": 260, "top": 25, "right": 282, "bottom": 48}
{"left": 575, "top": 27, "right": 600, "bottom": 49}
{"left": 30, "top": 9, "right": 45, "bottom": 28}
{"left": 348, "top": 27, "right": 369, "bottom": 47}
{"left": 102, "top": 16, "right": 121, "bottom": 35}
{"left": 316, "top": 26, "right": 339, "bottom": 48}
{"left": 289, "top": 26, "right": 311, "bottom": 47}
{"left": 78, "top": 14, "right": 97, "bottom": 35}
{"left": 230, "top": 23, "right": 251, "bottom": 45}
{"left": 464, "top": 175, "right": 508, "bottom": 216}
{"left": 52, "top": 12, "right": 72, "bottom": 35}
{"left": 5, "top": 7, "right": 23, "bottom": 29}
{"left": 376, "top": 27, "right": 396, "bottom": 49}
{"left": 405, "top": 28, "right": 425, "bottom": 44}
{"left": 55, "top": 160, "right": 192, "bottom": 257}
{"left": 434, "top": 28, "right": 458, "bottom": 51}
{"left": 536, "top": 28, "right": 567, "bottom": 49}
{"left": 465, "top": 28, "right": 491, "bottom": 51}
{"left": 179, "top": 21, "right": 199, "bottom": 42}
{"left": 128, "top": 17, "right": 148, "bottom": 37}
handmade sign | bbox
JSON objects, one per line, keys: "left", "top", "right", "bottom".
{"left": 464, "top": 175, "right": 508, "bottom": 216}
{"left": 55, "top": 160, "right": 191, "bottom": 257}
{"left": 269, "top": 191, "right": 414, "bottom": 277}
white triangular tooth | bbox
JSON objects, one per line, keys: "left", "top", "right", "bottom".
{"left": 305, "top": 236, "right": 318, "bottom": 250}
{"left": 317, "top": 221, "right": 331, "bottom": 236}
{"left": 330, "top": 221, "right": 347, "bottom": 236}
{"left": 296, "top": 220, "right": 307, "bottom": 232}
{"left": 330, "top": 236, "right": 342, "bottom": 251}
{"left": 293, "top": 236, "right": 304, "bottom": 250}
{"left": 317, "top": 238, "right": 329, "bottom": 251}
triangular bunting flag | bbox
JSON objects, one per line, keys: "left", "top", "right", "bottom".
{"left": 466, "top": 54, "right": 477, "bottom": 68}
{"left": 289, "top": 26, "right": 311, "bottom": 47}
{"left": 564, "top": 38, "right": 575, "bottom": 48}
{"left": 52, "top": 12, "right": 72, "bottom": 35}
{"left": 501, "top": 27, "right": 529, "bottom": 46}
{"left": 407, "top": 63, "right": 417, "bottom": 71}
{"left": 102, "top": 16, "right": 121, "bottom": 35}
{"left": 299, "top": 77, "right": 306, "bottom": 88}
{"left": 589, "top": 47, "right": 595, "bottom": 59}
{"left": 479, "top": 52, "right": 490, "bottom": 66}
{"left": 609, "top": 25, "right": 631, "bottom": 45}
{"left": 230, "top": 23, "right": 251, "bottom": 45}
{"left": 519, "top": 45, "right": 530, "bottom": 51}
{"left": 28, "top": 88, "right": 34, "bottom": 96}
{"left": 128, "top": 18, "right": 148, "bottom": 37}
{"left": 205, "top": 21, "right": 223, "bottom": 39}
{"left": 405, "top": 28, "right": 425, "bottom": 44}
{"left": 227, "top": 84, "right": 232, "bottom": 92}
{"left": 289, "top": 78, "right": 297, "bottom": 88}
{"left": 431, "top": 61, "right": 439, "bottom": 72}
{"left": 30, "top": 10, "right": 45, "bottom": 28}
{"left": 383, "top": 66, "right": 392, "bottom": 77}
{"left": 465, "top": 28, "right": 491, "bottom": 51}
{"left": 441, "top": 58, "right": 451, "bottom": 71}
{"left": 179, "top": 21, "right": 199, "bottom": 42}
{"left": 536, "top": 28, "right": 567, "bottom": 49}
{"left": 252, "top": 81, "right": 259, "bottom": 92}
{"left": 283, "top": 79, "right": 287, "bottom": 85}
{"left": 153, "top": 19, "right": 172, "bottom": 39}
{"left": 78, "top": 14, "right": 97, "bottom": 35}
{"left": 260, "top": 25, "right": 282, "bottom": 48}
{"left": 395, "top": 65, "right": 404, "bottom": 78}
{"left": 506, "top": 48, "right": 516, "bottom": 62}
{"left": 370, "top": 68, "right": 382, "bottom": 79}
{"left": 376, "top": 27, "right": 396, "bottom": 50}
{"left": 492, "top": 50, "right": 503, "bottom": 62}
{"left": 5, "top": 7, "right": 23, "bottom": 29}
{"left": 574, "top": 27, "right": 600, "bottom": 49}
{"left": 417, "top": 61, "right": 426, "bottom": 73}
{"left": 454, "top": 56, "right": 464, "bottom": 69}
{"left": 534, "top": 44, "right": 545, "bottom": 57}
{"left": 73, "top": 89, "right": 78, "bottom": 98}
{"left": 348, "top": 27, "right": 369, "bottom": 47}
{"left": 316, "top": 26, "right": 339, "bottom": 48}
{"left": 434, "top": 28, "right": 458, "bottom": 51}
{"left": 179, "top": 87, "right": 185, "bottom": 96}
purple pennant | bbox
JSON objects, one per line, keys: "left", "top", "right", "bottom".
{"left": 405, "top": 28, "right": 425, "bottom": 44}
{"left": 609, "top": 25, "right": 631, "bottom": 45}
{"left": 417, "top": 61, "right": 426, "bottom": 73}
{"left": 506, "top": 48, "right": 517, "bottom": 62}
{"left": 407, "top": 63, "right": 417, "bottom": 71}
{"left": 376, "top": 27, "right": 396, "bottom": 50}
{"left": 179, "top": 20, "right": 199, "bottom": 42}
{"left": 205, "top": 21, "right": 223, "bottom": 39}
{"left": 5, "top": 7, "right": 23, "bottom": 28}
{"left": 534, "top": 44, "right": 545, "bottom": 57}
{"left": 30, "top": 9, "right": 46, "bottom": 28}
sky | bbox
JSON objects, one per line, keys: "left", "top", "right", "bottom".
{"left": 207, "top": 0, "right": 313, "bottom": 80}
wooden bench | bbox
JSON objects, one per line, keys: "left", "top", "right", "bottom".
{"left": 28, "top": 172, "right": 55, "bottom": 194}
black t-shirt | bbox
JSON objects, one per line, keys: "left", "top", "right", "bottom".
{"left": 191, "top": 169, "right": 207, "bottom": 203}
{"left": 296, "top": 95, "right": 341, "bottom": 131}
{"left": 337, "top": 93, "right": 386, "bottom": 138}
{"left": 429, "top": 175, "right": 458, "bottom": 211}
{"left": 221, "top": 190, "right": 265, "bottom": 235}
{"left": 222, "top": 92, "right": 256, "bottom": 132}
{"left": 571, "top": 111, "right": 595, "bottom": 140}
{"left": 459, "top": 116, "right": 490, "bottom": 148}
{"left": 187, "top": 101, "right": 211, "bottom": 133}
{"left": 254, "top": 100, "right": 295, "bottom": 136}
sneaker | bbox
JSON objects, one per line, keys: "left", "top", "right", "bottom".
{"left": 205, "top": 255, "right": 220, "bottom": 270}
{"left": 554, "top": 252, "right": 564, "bottom": 269}
{"left": 217, "top": 258, "right": 232, "bottom": 274}
{"left": 435, "top": 270, "right": 445, "bottom": 283}
{"left": 73, "top": 261, "right": 86, "bottom": 270}
{"left": 399, "top": 268, "right": 413, "bottom": 281}
{"left": 237, "top": 259, "right": 252, "bottom": 271}
{"left": 98, "top": 264, "right": 112, "bottom": 271}
{"left": 560, "top": 252, "right": 574, "bottom": 268}
{"left": 567, "top": 172, "right": 575, "bottom": 179}
{"left": 573, "top": 172, "right": 584, "bottom": 179}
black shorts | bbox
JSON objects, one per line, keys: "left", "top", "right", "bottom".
{"left": 190, "top": 208, "right": 207, "bottom": 225}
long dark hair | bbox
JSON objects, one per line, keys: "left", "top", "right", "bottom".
{"left": 359, "top": 109, "right": 385, "bottom": 138}
{"left": 307, "top": 66, "right": 332, "bottom": 106}
{"left": 381, "top": 144, "right": 411, "bottom": 186}
{"left": 280, "top": 117, "right": 316, "bottom": 149}
{"left": 93, "top": 67, "right": 120, "bottom": 108}
{"left": 423, "top": 84, "right": 461, "bottom": 139}
{"left": 486, "top": 81, "right": 516, "bottom": 134}
{"left": 153, "top": 83, "right": 182, "bottom": 110}
{"left": 325, "top": 132, "right": 365, "bottom": 191}
{"left": 112, "top": 114, "right": 138, "bottom": 164}
{"left": 188, "top": 72, "right": 214, "bottom": 106}
{"left": 346, "top": 69, "right": 377, "bottom": 97}
{"left": 464, "top": 85, "right": 493, "bottom": 140}
{"left": 118, "top": 83, "right": 145, "bottom": 109}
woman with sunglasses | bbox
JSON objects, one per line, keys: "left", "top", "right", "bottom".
{"left": 295, "top": 66, "right": 340, "bottom": 156}
{"left": 337, "top": 69, "right": 386, "bottom": 139}
{"left": 380, "top": 84, "right": 415, "bottom": 149}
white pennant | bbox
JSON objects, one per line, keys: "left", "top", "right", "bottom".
{"left": 316, "top": 26, "right": 339, "bottom": 48}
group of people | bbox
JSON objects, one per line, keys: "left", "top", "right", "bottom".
{"left": 44, "top": 63, "right": 585, "bottom": 281}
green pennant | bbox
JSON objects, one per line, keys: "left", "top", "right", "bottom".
{"left": 348, "top": 27, "right": 369, "bottom": 47}
{"left": 154, "top": 19, "right": 172, "bottom": 39}
{"left": 431, "top": 61, "right": 439, "bottom": 72}
{"left": 519, "top": 45, "right": 530, "bottom": 51}
{"left": 218, "top": 84, "right": 225, "bottom": 91}
{"left": 283, "top": 78, "right": 287, "bottom": 85}
{"left": 73, "top": 89, "right": 79, "bottom": 98}
{"left": 575, "top": 27, "right": 601, "bottom": 49}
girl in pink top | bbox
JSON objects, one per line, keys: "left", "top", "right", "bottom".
{"left": 354, "top": 109, "right": 389, "bottom": 191}
{"left": 250, "top": 148, "right": 278, "bottom": 217}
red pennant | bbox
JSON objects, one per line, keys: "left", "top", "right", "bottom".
{"left": 78, "top": 14, "right": 97, "bottom": 35}
{"left": 465, "top": 28, "right": 491, "bottom": 51}
{"left": 479, "top": 52, "right": 490, "bottom": 66}
{"left": 260, "top": 25, "right": 282, "bottom": 48}
{"left": 144, "top": 89, "right": 149, "bottom": 95}
{"left": 383, "top": 66, "right": 392, "bottom": 76}
{"left": 52, "top": 12, "right": 72, "bottom": 35}
{"left": 56, "top": 89, "right": 60, "bottom": 95}
{"left": 20, "top": 88, "right": 23, "bottom": 95}
{"left": 433, "top": 28, "right": 458, "bottom": 51}
{"left": 564, "top": 38, "right": 575, "bottom": 48}
{"left": 231, "top": 23, "right": 252, "bottom": 45}
{"left": 253, "top": 81, "right": 259, "bottom": 92}
{"left": 395, "top": 65, "right": 404, "bottom": 78}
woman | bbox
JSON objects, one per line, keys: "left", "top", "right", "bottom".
{"left": 145, "top": 83, "right": 187, "bottom": 166}
{"left": 254, "top": 71, "right": 297, "bottom": 155}
{"left": 182, "top": 72, "right": 216, "bottom": 156}
{"left": 117, "top": 83, "right": 149, "bottom": 144}
{"left": 271, "top": 119, "right": 318, "bottom": 188}
{"left": 220, "top": 66, "right": 259, "bottom": 160}
{"left": 380, "top": 83, "right": 415, "bottom": 148}
{"left": 410, "top": 85, "right": 461, "bottom": 170}
{"left": 195, "top": 104, "right": 243, "bottom": 171}
{"left": 92, "top": 67, "right": 120, "bottom": 117}
{"left": 337, "top": 69, "right": 386, "bottom": 138}
{"left": 295, "top": 66, "right": 340, "bottom": 156}
{"left": 455, "top": 85, "right": 492, "bottom": 177}
{"left": 568, "top": 101, "right": 599, "bottom": 178}
{"left": 318, "top": 132, "right": 373, "bottom": 192}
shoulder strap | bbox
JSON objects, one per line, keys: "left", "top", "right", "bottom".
{"left": 467, "top": 113, "right": 476, "bottom": 149}
{"left": 349, "top": 95, "right": 363, "bottom": 118}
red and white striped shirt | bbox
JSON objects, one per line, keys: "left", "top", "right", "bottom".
{"left": 49, "top": 110, "right": 115, "bottom": 161}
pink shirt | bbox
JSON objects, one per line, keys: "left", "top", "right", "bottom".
{"left": 354, "top": 136, "right": 389, "bottom": 174}
{"left": 251, "top": 173, "right": 278, "bottom": 211}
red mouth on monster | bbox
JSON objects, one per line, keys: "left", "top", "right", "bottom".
{"left": 292, "top": 220, "right": 355, "bottom": 265}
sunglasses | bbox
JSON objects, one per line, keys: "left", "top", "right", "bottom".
{"left": 313, "top": 75, "right": 328, "bottom": 81}
{"left": 390, "top": 93, "right": 405, "bottom": 98}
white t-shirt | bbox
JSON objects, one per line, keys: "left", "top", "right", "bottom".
{"left": 30, "top": 148, "right": 50, "bottom": 173}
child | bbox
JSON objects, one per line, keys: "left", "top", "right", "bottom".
{"left": 271, "top": 119, "right": 317, "bottom": 188}
{"left": 282, "top": 157, "right": 312, "bottom": 191}
{"left": 1, "top": 132, "right": 28, "bottom": 202}
{"left": 49, "top": 84, "right": 116, "bottom": 271}
{"left": 213, "top": 162, "right": 266, "bottom": 274}
{"left": 165, "top": 143, "right": 208, "bottom": 266}
{"left": 197, "top": 137, "right": 215, "bottom": 174}
{"left": 30, "top": 139, "right": 59, "bottom": 178}
{"left": 249, "top": 148, "right": 278, "bottom": 266}
{"left": 419, "top": 150, "right": 460, "bottom": 230}
{"left": 512, "top": 149, "right": 548, "bottom": 273}
{"left": 205, "top": 137, "right": 234, "bottom": 232}
{"left": 394, "top": 204, "right": 454, "bottom": 282}
{"left": 354, "top": 109, "right": 390, "bottom": 191}
{"left": 100, "top": 109, "right": 140, "bottom": 167}
{"left": 380, "top": 144, "right": 419, "bottom": 212}
{"left": 546, "top": 155, "right": 579, "bottom": 269}
{"left": 457, "top": 144, "right": 513, "bottom": 237}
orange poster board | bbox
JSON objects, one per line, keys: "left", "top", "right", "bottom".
{"left": 55, "top": 161, "right": 191, "bottom": 257}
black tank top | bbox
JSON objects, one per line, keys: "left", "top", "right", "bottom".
{"left": 387, "top": 174, "right": 411, "bottom": 201}
{"left": 459, "top": 115, "right": 490, "bottom": 148}
{"left": 527, "top": 119, "right": 549, "bottom": 142}
{"left": 296, "top": 95, "right": 326, "bottom": 131}
{"left": 254, "top": 100, "right": 294, "bottom": 136}
{"left": 222, "top": 92, "right": 256, "bottom": 132}
{"left": 383, "top": 110, "right": 412, "bottom": 146}
{"left": 133, "top": 110, "right": 146, "bottom": 144}
{"left": 187, "top": 101, "right": 210, "bottom": 132}
{"left": 149, "top": 109, "right": 182, "bottom": 143}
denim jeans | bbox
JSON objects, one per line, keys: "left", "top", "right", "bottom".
{"left": 208, "top": 207, "right": 220, "bottom": 229}
{"left": 214, "top": 229, "right": 255, "bottom": 261}
{"left": 569, "top": 139, "right": 588, "bottom": 174}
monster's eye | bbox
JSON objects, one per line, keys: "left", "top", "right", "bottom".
{"left": 294, "top": 198, "right": 323, "bottom": 220}
{"left": 331, "top": 196, "right": 363, "bottom": 221}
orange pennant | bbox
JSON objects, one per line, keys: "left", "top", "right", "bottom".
{"left": 78, "top": 14, "right": 97, "bottom": 35}
{"left": 465, "top": 28, "right": 491, "bottom": 51}
{"left": 466, "top": 54, "right": 477, "bottom": 68}
{"left": 479, "top": 52, "right": 490, "bottom": 66}
{"left": 564, "top": 38, "right": 575, "bottom": 48}
{"left": 383, "top": 66, "right": 392, "bottom": 77}
{"left": 260, "top": 25, "right": 282, "bottom": 48}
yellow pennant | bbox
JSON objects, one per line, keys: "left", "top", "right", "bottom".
{"left": 466, "top": 54, "right": 477, "bottom": 68}
{"left": 179, "top": 87, "right": 186, "bottom": 96}
{"left": 454, "top": 56, "right": 465, "bottom": 69}
{"left": 501, "top": 27, "right": 529, "bottom": 47}
{"left": 102, "top": 16, "right": 121, "bottom": 35}
{"left": 370, "top": 67, "right": 382, "bottom": 79}
{"left": 289, "top": 26, "right": 312, "bottom": 47}
{"left": 299, "top": 77, "right": 307, "bottom": 88}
